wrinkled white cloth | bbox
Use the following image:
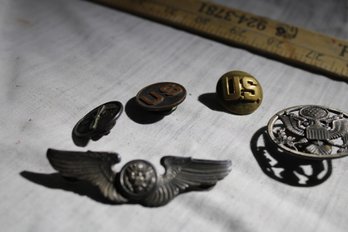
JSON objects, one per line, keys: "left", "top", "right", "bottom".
{"left": 1, "top": 0, "right": 348, "bottom": 232}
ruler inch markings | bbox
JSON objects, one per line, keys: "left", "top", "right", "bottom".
{"left": 95, "top": 0, "right": 348, "bottom": 81}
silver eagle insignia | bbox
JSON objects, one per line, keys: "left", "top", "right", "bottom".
{"left": 47, "top": 149, "right": 232, "bottom": 207}
{"left": 267, "top": 105, "right": 348, "bottom": 159}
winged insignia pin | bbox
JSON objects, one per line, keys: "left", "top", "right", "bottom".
{"left": 47, "top": 149, "right": 232, "bottom": 207}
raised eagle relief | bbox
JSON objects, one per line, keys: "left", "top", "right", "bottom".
{"left": 267, "top": 105, "right": 348, "bottom": 159}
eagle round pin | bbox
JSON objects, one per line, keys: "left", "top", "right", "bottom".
{"left": 267, "top": 105, "right": 348, "bottom": 159}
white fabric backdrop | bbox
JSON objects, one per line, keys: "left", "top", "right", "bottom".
{"left": 1, "top": 0, "right": 348, "bottom": 231}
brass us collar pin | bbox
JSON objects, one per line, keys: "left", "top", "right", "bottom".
{"left": 216, "top": 71, "right": 263, "bottom": 115}
{"left": 135, "top": 82, "right": 187, "bottom": 114}
{"left": 267, "top": 105, "right": 348, "bottom": 159}
{"left": 72, "top": 101, "right": 123, "bottom": 147}
{"left": 47, "top": 149, "right": 232, "bottom": 207}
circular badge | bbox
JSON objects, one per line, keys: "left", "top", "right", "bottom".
{"left": 216, "top": 70, "right": 263, "bottom": 115}
{"left": 119, "top": 160, "right": 157, "bottom": 200}
{"left": 135, "top": 82, "right": 186, "bottom": 112}
{"left": 73, "top": 101, "right": 123, "bottom": 142}
{"left": 267, "top": 105, "right": 348, "bottom": 159}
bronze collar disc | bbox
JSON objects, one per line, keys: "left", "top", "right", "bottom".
{"left": 216, "top": 70, "right": 263, "bottom": 115}
{"left": 136, "top": 82, "right": 186, "bottom": 112}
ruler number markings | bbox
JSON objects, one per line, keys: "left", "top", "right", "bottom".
{"left": 339, "top": 44, "right": 348, "bottom": 58}
{"left": 305, "top": 50, "right": 324, "bottom": 62}
{"left": 267, "top": 37, "right": 284, "bottom": 49}
{"left": 229, "top": 26, "right": 247, "bottom": 38}
{"left": 198, "top": 2, "right": 267, "bottom": 31}
{"left": 97, "top": 0, "right": 348, "bottom": 80}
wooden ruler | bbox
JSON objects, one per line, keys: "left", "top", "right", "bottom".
{"left": 95, "top": 0, "right": 348, "bottom": 81}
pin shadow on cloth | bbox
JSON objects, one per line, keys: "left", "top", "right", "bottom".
{"left": 126, "top": 82, "right": 187, "bottom": 124}
{"left": 250, "top": 126, "right": 332, "bottom": 187}
{"left": 198, "top": 93, "right": 227, "bottom": 113}
{"left": 22, "top": 149, "right": 232, "bottom": 207}
{"left": 125, "top": 97, "right": 165, "bottom": 124}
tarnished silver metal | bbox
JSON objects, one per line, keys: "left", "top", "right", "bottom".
{"left": 47, "top": 149, "right": 232, "bottom": 207}
{"left": 72, "top": 101, "right": 123, "bottom": 147}
{"left": 267, "top": 105, "right": 348, "bottom": 159}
